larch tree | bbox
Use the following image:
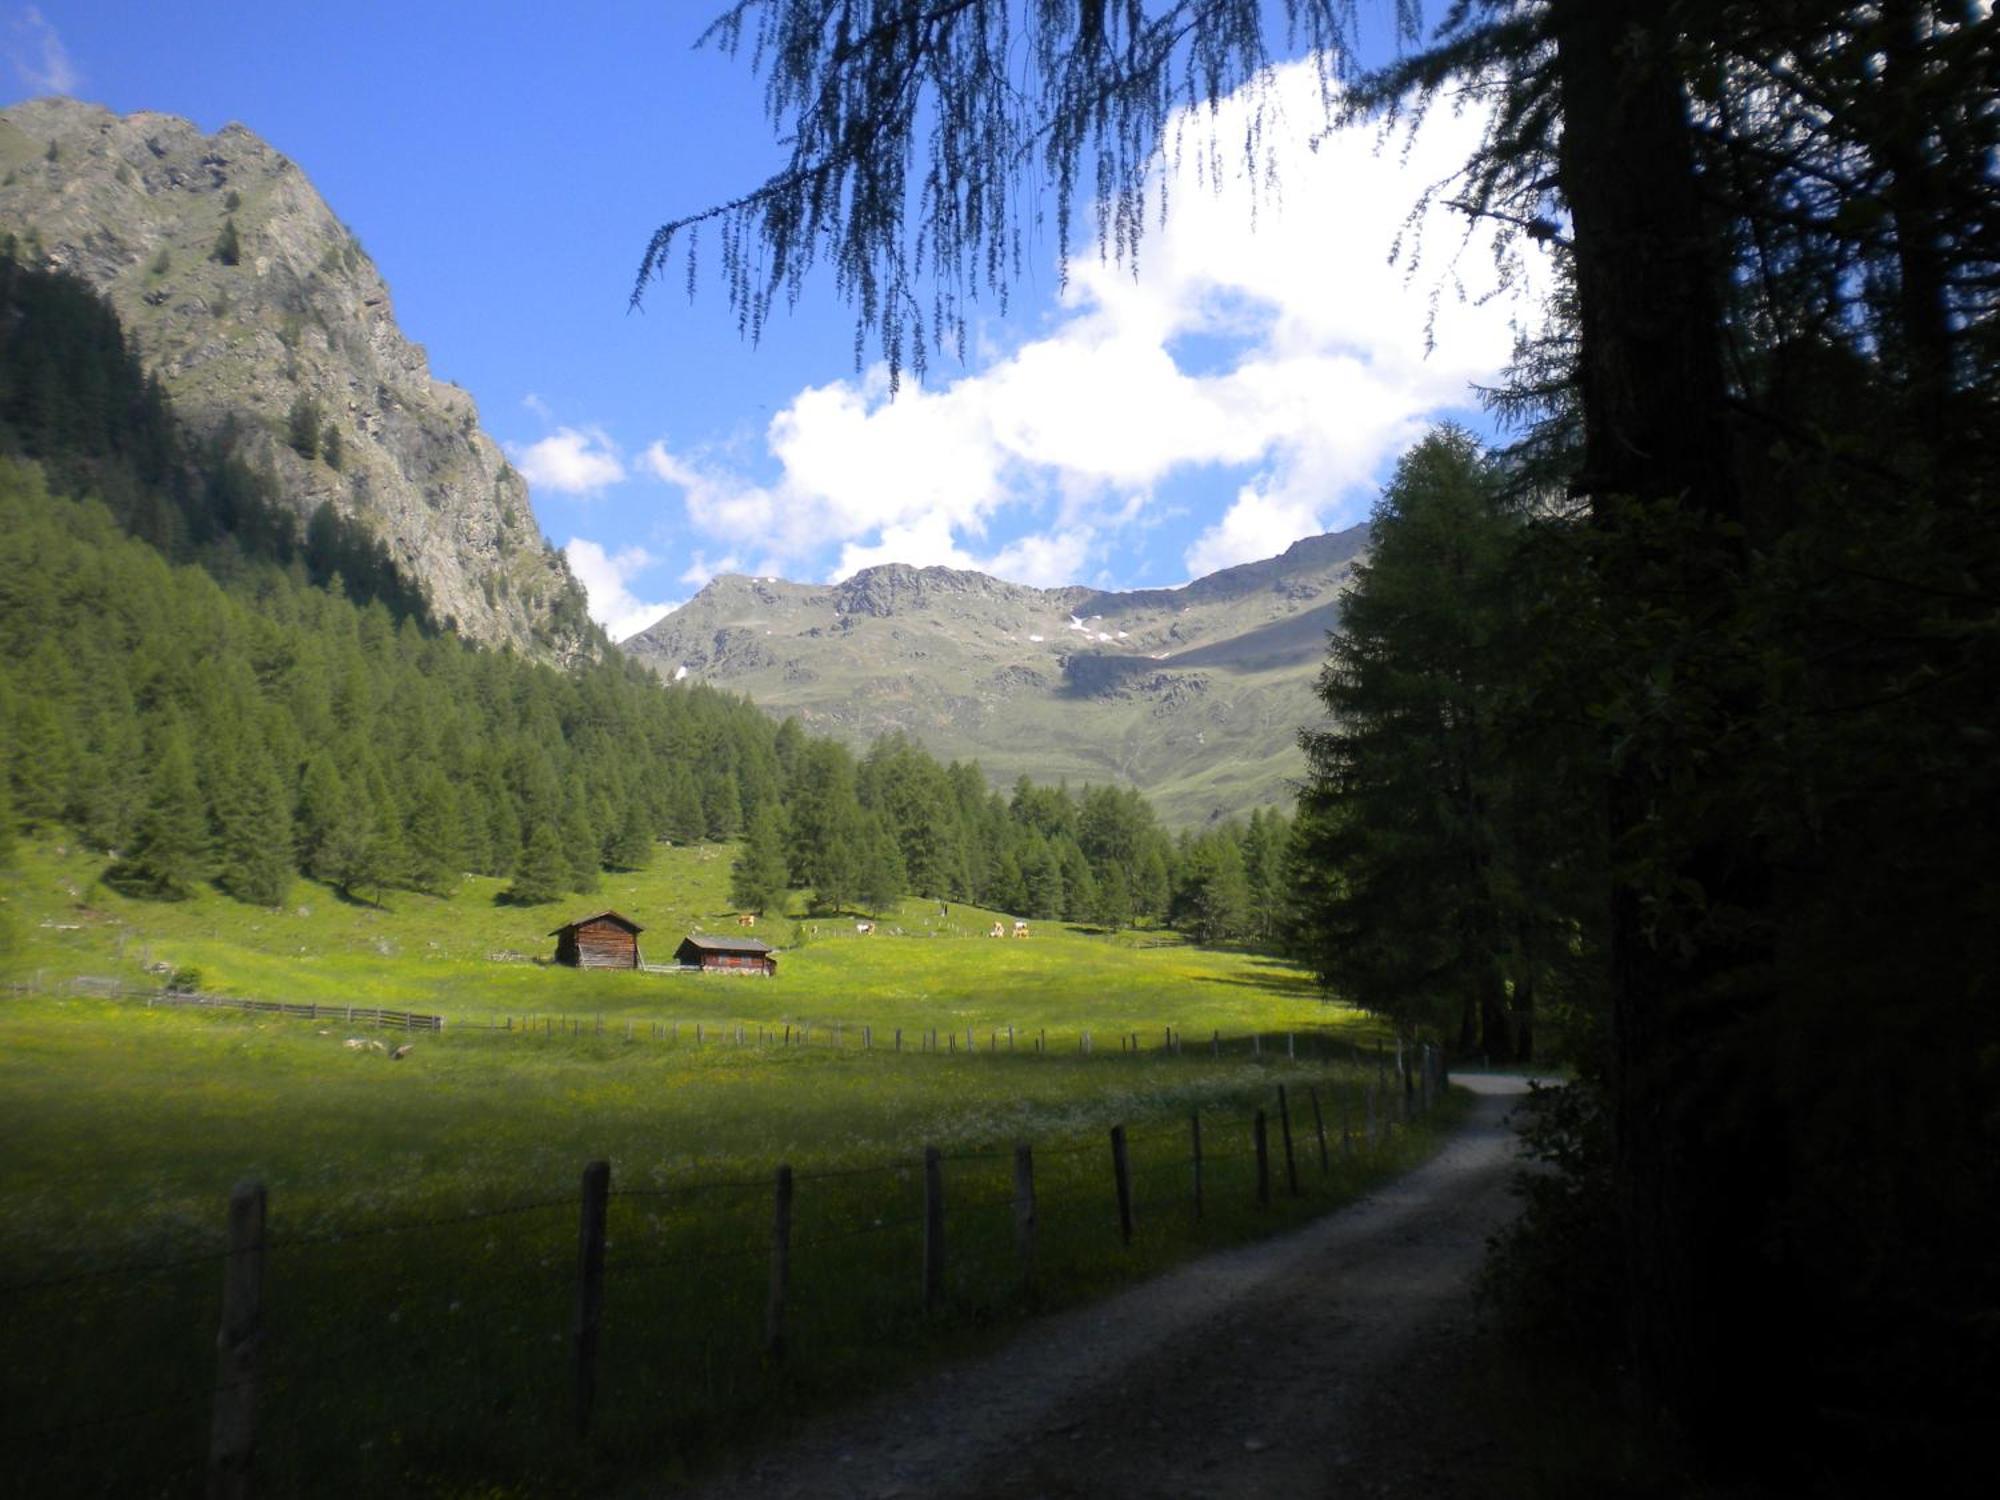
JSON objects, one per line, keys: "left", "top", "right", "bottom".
{"left": 730, "top": 803, "right": 792, "bottom": 916}
{"left": 119, "top": 720, "right": 208, "bottom": 899}
{"left": 647, "top": 0, "right": 1998, "bottom": 1472}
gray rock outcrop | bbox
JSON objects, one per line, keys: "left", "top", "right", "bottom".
{"left": 0, "top": 97, "right": 595, "bottom": 660}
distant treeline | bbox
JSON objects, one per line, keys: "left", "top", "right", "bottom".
{"left": 0, "top": 252, "right": 1290, "bottom": 933}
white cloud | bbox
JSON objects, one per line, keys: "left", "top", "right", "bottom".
{"left": 564, "top": 537, "right": 678, "bottom": 642}
{"left": 645, "top": 62, "right": 1543, "bottom": 585}
{"left": 520, "top": 392, "right": 554, "bottom": 421}
{"left": 511, "top": 426, "right": 626, "bottom": 495}
{"left": 831, "top": 514, "right": 980, "bottom": 580}
{"left": 979, "top": 527, "right": 1097, "bottom": 588}
{"left": 677, "top": 549, "right": 743, "bottom": 588}
{"left": 7, "top": 7, "right": 78, "bottom": 94}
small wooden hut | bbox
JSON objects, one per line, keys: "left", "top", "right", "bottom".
{"left": 674, "top": 934, "right": 777, "bottom": 976}
{"left": 549, "top": 911, "right": 644, "bottom": 970}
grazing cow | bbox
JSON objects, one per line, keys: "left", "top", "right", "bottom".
{"left": 389, "top": 1043, "right": 415, "bottom": 1061}
{"left": 989, "top": 922, "right": 1006, "bottom": 938}
{"left": 736, "top": 913, "right": 757, "bottom": 927}
{"left": 1013, "top": 921, "right": 1030, "bottom": 939}
{"left": 855, "top": 921, "right": 875, "bottom": 935}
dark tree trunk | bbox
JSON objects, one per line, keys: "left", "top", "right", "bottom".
{"left": 1510, "top": 940, "right": 1536, "bottom": 1065}
{"left": 1878, "top": 0, "right": 1957, "bottom": 454}
{"left": 1550, "top": 0, "right": 1778, "bottom": 1450}
{"left": 1478, "top": 967, "right": 1512, "bottom": 1062}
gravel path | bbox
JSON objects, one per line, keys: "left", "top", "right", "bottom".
{"left": 651, "top": 1075, "right": 1538, "bottom": 1500}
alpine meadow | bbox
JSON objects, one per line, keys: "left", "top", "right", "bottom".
{"left": 4, "top": 3, "right": 1996, "bottom": 1498}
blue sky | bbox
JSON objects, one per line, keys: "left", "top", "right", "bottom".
{"left": 5, "top": 2, "right": 1544, "bottom": 641}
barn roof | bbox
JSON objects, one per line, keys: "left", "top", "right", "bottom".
{"left": 677, "top": 933, "right": 775, "bottom": 954}
{"left": 547, "top": 910, "right": 644, "bottom": 937}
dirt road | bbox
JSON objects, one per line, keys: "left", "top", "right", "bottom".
{"left": 662, "top": 1075, "right": 1538, "bottom": 1500}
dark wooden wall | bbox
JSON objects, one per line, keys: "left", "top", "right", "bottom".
{"left": 558, "top": 920, "right": 639, "bottom": 970}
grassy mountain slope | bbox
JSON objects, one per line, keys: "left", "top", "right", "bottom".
{"left": 624, "top": 527, "right": 1367, "bottom": 825}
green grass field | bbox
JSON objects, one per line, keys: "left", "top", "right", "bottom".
{"left": 0, "top": 839, "right": 1455, "bottom": 1497}
{"left": 2, "top": 838, "right": 1329, "bottom": 1038}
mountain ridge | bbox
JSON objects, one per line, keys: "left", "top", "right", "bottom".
{"left": 625, "top": 525, "right": 1368, "bottom": 825}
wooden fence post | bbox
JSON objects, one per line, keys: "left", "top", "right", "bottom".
{"left": 923, "top": 1146, "right": 945, "bottom": 1314}
{"left": 1254, "top": 1111, "right": 1271, "bottom": 1207}
{"left": 1212, "top": 1029, "right": 1220, "bottom": 1057}
{"left": 1308, "top": 1085, "right": 1330, "bottom": 1175}
{"left": 1366, "top": 1082, "right": 1379, "bottom": 1149}
{"left": 207, "top": 1180, "right": 266, "bottom": 1500}
{"left": 1110, "top": 1125, "right": 1133, "bottom": 1245}
{"left": 573, "top": 1160, "right": 610, "bottom": 1441}
{"left": 1341, "top": 1082, "right": 1354, "bottom": 1159}
{"left": 1277, "top": 1085, "right": 1300, "bottom": 1197}
{"left": 1190, "top": 1109, "right": 1204, "bottom": 1221}
{"left": 1012, "top": 1142, "right": 1037, "bottom": 1291}
{"left": 766, "top": 1164, "right": 793, "bottom": 1359}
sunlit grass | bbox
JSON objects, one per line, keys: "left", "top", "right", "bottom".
{"left": 0, "top": 837, "right": 1447, "bottom": 1497}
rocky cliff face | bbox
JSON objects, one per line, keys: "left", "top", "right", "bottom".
{"left": 625, "top": 528, "right": 1369, "bottom": 826}
{"left": 0, "top": 97, "right": 595, "bottom": 660}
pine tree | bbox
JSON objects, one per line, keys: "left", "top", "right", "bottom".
{"left": 856, "top": 814, "right": 906, "bottom": 916}
{"left": 352, "top": 798, "right": 407, "bottom": 905}
{"left": 606, "top": 797, "right": 654, "bottom": 871}
{"left": 287, "top": 397, "right": 321, "bottom": 461}
{"left": 210, "top": 216, "right": 240, "bottom": 267}
{"left": 661, "top": 768, "right": 704, "bottom": 845}
{"left": 1173, "top": 833, "right": 1249, "bottom": 946}
{"left": 321, "top": 424, "right": 343, "bottom": 471}
{"left": 6, "top": 694, "right": 72, "bottom": 828}
{"left": 1093, "top": 864, "right": 1133, "bottom": 933}
{"left": 119, "top": 724, "right": 208, "bottom": 899}
{"left": 1133, "top": 845, "right": 1171, "bottom": 925}
{"left": 562, "top": 797, "right": 601, "bottom": 893}
{"left": 1058, "top": 838, "right": 1097, "bottom": 923}
{"left": 729, "top": 804, "right": 790, "bottom": 916}
{"left": 1293, "top": 427, "right": 1527, "bottom": 1050}
{"left": 215, "top": 742, "right": 294, "bottom": 907}
{"left": 505, "top": 821, "right": 568, "bottom": 905}
{"left": 405, "top": 772, "right": 462, "bottom": 894}
{"left": 700, "top": 767, "right": 741, "bottom": 840}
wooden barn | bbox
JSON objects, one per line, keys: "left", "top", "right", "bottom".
{"left": 549, "top": 911, "right": 644, "bottom": 970}
{"left": 674, "top": 934, "right": 777, "bottom": 976}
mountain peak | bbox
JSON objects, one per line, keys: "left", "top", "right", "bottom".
{"left": 627, "top": 528, "right": 1367, "bottom": 824}
{"left": 0, "top": 98, "right": 595, "bottom": 660}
